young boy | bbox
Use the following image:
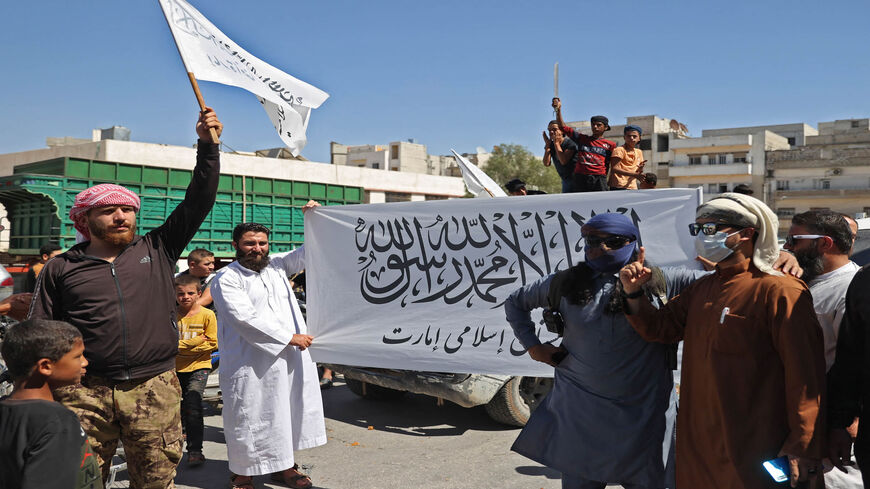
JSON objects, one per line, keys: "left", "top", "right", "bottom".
{"left": 608, "top": 125, "right": 646, "bottom": 190}
{"left": 542, "top": 120, "right": 578, "bottom": 193}
{"left": 552, "top": 97, "right": 617, "bottom": 192}
{"left": 175, "top": 274, "right": 218, "bottom": 467}
{"left": 0, "top": 319, "right": 102, "bottom": 489}
{"left": 176, "top": 248, "right": 217, "bottom": 310}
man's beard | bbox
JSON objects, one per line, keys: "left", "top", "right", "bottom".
{"left": 88, "top": 219, "right": 136, "bottom": 247}
{"left": 796, "top": 248, "right": 825, "bottom": 282}
{"left": 237, "top": 248, "right": 270, "bottom": 272}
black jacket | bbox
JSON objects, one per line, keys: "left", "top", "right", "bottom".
{"left": 29, "top": 142, "right": 220, "bottom": 380}
{"left": 828, "top": 265, "right": 870, "bottom": 451}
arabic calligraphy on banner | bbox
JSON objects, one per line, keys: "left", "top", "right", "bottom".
{"left": 306, "top": 189, "right": 702, "bottom": 376}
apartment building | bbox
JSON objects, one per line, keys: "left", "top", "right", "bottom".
{"left": 767, "top": 118, "right": 870, "bottom": 231}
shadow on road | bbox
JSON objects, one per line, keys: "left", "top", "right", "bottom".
{"left": 322, "top": 380, "right": 519, "bottom": 437}
{"left": 515, "top": 465, "right": 561, "bottom": 479}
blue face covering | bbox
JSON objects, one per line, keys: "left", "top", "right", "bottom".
{"left": 585, "top": 242, "right": 636, "bottom": 274}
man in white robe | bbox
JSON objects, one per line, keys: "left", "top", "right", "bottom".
{"left": 211, "top": 204, "right": 326, "bottom": 489}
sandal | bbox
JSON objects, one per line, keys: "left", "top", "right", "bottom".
{"left": 270, "top": 464, "right": 313, "bottom": 489}
{"left": 230, "top": 473, "right": 254, "bottom": 489}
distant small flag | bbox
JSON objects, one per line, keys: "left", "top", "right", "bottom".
{"left": 158, "top": 0, "right": 328, "bottom": 155}
{"left": 451, "top": 150, "right": 507, "bottom": 198}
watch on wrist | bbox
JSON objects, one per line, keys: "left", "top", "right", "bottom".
{"left": 622, "top": 288, "right": 644, "bottom": 299}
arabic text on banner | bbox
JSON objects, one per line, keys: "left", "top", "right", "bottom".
{"left": 305, "top": 189, "right": 703, "bottom": 376}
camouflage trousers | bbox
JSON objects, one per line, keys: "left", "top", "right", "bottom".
{"left": 54, "top": 369, "right": 183, "bottom": 489}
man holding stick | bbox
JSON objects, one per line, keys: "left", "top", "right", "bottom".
{"left": 29, "top": 109, "right": 223, "bottom": 488}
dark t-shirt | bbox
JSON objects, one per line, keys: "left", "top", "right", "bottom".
{"left": 0, "top": 398, "right": 103, "bottom": 489}
{"left": 549, "top": 138, "right": 579, "bottom": 181}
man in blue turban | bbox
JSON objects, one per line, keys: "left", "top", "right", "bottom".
{"left": 505, "top": 212, "right": 704, "bottom": 489}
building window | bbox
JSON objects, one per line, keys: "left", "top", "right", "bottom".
{"left": 821, "top": 179, "right": 831, "bottom": 190}
{"left": 689, "top": 155, "right": 701, "bottom": 165}
{"left": 390, "top": 145, "right": 399, "bottom": 160}
{"left": 659, "top": 161, "right": 670, "bottom": 166}
{"left": 787, "top": 137, "right": 796, "bottom": 146}
{"left": 810, "top": 207, "right": 830, "bottom": 211}
{"left": 776, "top": 180, "right": 790, "bottom": 191}
{"left": 385, "top": 192, "right": 411, "bottom": 202}
{"left": 733, "top": 153, "right": 747, "bottom": 163}
{"left": 852, "top": 120, "right": 860, "bottom": 128}
{"left": 638, "top": 139, "right": 652, "bottom": 150}
{"left": 707, "top": 155, "right": 717, "bottom": 165}
{"left": 371, "top": 163, "right": 380, "bottom": 169}
{"left": 863, "top": 207, "right": 870, "bottom": 217}
{"left": 777, "top": 208, "right": 795, "bottom": 218}
{"left": 718, "top": 183, "right": 729, "bottom": 193}
{"left": 425, "top": 194, "right": 448, "bottom": 201}
{"left": 657, "top": 135, "right": 669, "bottom": 152}
{"left": 719, "top": 155, "right": 727, "bottom": 165}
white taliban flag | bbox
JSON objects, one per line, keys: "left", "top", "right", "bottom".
{"left": 451, "top": 149, "right": 507, "bottom": 198}
{"left": 158, "top": 0, "right": 328, "bottom": 155}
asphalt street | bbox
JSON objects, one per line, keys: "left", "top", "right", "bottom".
{"left": 106, "top": 377, "right": 588, "bottom": 489}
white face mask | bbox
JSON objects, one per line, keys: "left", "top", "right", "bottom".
{"left": 694, "top": 230, "right": 740, "bottom": 263}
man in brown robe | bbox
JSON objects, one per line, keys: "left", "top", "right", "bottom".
{"left": 619, "top": 192, "right": 826, "bottom": 489}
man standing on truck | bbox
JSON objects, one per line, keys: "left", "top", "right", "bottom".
{"left": 29, "top": 109, "right": 223, "bottom": 488}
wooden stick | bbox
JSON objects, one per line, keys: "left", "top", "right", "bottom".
{"left": 187, "top": 72, "right": 220, "bottom": 144}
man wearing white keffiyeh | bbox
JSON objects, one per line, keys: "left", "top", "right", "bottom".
{"left": 620, "top": 192, "right": 827, "bottom": 489}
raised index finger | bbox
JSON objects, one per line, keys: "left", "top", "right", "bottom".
{"left": 637, "top": 246, "right": 646, "bottom": 265}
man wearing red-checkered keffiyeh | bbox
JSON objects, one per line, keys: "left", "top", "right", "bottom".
{"left": 29, "top": 109, "right": 224, "bottom": 488}
{"left": 69, "top": 183, "right": 141, "bottom": 244}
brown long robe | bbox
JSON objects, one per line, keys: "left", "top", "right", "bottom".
{"left": 627, "top": 256, "right": 825, "bottom": 489}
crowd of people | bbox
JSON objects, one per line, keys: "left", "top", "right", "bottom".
{"left": 506, "top": 106, "right": 869, "bottom": 488}
{"left": 0, "top": 103, "right": 868, "bottom": 489}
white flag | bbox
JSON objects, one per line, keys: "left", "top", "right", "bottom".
{"left": 158, "top": 0, "right": 328, "bottom": 155}
{"left": 451, "top": 149, "right": 507, "bottom": 198}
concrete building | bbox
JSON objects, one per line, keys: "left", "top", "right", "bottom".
{"left": 702, "top": 123, "right": 817, "bottom": 147}
{"left": 333, "top": 139, "right": 490, "bottom": 178}
{"left": 767, "top": 118, "right": 870, "bottom": 231}
{"left": 668, "top": 131, "right": 790, "bottom": 201}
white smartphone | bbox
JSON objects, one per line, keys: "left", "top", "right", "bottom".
{"left": 762, "top": 456, "right": 789, "bottom": 483}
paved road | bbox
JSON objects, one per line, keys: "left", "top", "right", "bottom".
{"left": 108, "top": 377, "right": 571, "bottom": 489}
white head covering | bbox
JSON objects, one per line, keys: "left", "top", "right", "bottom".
{"left": 696, "top": 192, "right": 782, "bottom": 275}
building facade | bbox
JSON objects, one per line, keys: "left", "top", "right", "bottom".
{"left": 767, "top": 118, "right": 870, "bottom": 231}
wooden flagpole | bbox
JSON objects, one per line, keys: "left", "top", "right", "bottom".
{"left": 187, "top": 72, "right": 220, "bottom": 144}
{"left": 158, "top": 1, "right": 219, "bottom": 144}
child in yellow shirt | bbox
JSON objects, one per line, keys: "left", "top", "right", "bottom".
{"left": 174, "top": 274, "right": 217, "bottom": 467}
{"left": 608, "top": 125, "right": 646, "bottom": 190}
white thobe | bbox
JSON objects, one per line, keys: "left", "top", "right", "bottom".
{"left": 808, "top": 261, "right": 860, "bottom": 371}
{"left": 211, "top": 246, "right": 327, "bottom": 476}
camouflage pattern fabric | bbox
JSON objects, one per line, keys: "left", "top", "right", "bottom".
{"left": 54, "top": 369, "right": 183, "bottom": 489}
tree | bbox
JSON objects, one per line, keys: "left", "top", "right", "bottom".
{"left": 482, "top": 144, "right": 562, "bottom": 195}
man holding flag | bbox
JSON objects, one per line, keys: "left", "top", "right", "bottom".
{"left": 29, "top": 110, "right": 223, "bottom": 488}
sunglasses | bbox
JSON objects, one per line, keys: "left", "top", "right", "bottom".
{"left": 784, "top": 234, "right": 829, "bottom": 247}
{"left": 583, "top": 234, "right": 634, "bottom": 250}
{"left": 688, "top": 223, "right": 744, "bottom": 236}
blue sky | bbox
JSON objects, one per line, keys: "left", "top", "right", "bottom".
{"left": 1, "top": 1, "right": 868, "bottom": 164}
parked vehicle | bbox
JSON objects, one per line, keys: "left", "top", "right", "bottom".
{"left": 326, "top": 364, "right": 553, "bottom": 427}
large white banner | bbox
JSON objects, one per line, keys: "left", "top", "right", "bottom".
{"left": 306, "top": 189, "right": 703, "bottom": 376}
{"left": 158, "top": 0, "right": 328, "bottom": 155}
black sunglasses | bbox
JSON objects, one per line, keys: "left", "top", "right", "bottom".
{"left": 688, "top": 223, "right": 743, "bottom": 236}
{"left": 583, "top": 234, "right": 634, "bottom": 250}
